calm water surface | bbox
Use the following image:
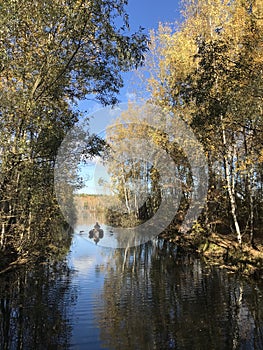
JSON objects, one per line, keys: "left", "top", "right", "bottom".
{"left": 0, "top": 233, "right": 262, "bottom": 349}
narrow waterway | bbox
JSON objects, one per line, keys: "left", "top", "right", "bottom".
{"left": 0, "top": 233, "right": 262, "bottom": 349}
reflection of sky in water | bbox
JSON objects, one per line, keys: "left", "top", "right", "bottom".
{"left": 68, "top": 235, "right": 110, "bottom": 272}
{"left": 67, "top": 235, "right": 111, "bottom": 349}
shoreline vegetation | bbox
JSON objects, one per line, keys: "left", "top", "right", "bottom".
{"left": 159, "top": 230, "right": 263, "bottom": 280}
{"left": 1, "top": 195, "right": 262, "bottom": 280}
{"left": 1, "top": 224, "right": 262, "bottom": 280}
{"left": 75, "top": 194, "right": 263, "bottom": 280}
{"left": 74, "top": 190, "right": 263, "bottom": 280}
{"left": 0, "top": 228, "right": 72, "bottom": 275}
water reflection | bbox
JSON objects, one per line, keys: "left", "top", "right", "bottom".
{"left": 0, "top": 237, "right": 262, "bottom": 350}
{"left": 0, "top": 262, "right": 76, "bottom": 350}
{"left": 97, "top": 240, "right": 263, "bottom": 350}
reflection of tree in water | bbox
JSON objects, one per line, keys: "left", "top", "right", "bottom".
{"left": 0, "top": 262, "right": 76, "bottom": 349}
{"left": 97, "top": 240, "right": 263, "bottom": 350}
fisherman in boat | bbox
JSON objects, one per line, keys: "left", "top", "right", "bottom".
{"left": 89, "top": 222, "right": 104, "bottom": 244}
{"left": 94, "top": 222, "right": 100, "bottom": 229}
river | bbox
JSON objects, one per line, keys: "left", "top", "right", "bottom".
{"left": 0, "top": 232, "right": 262, "bottom": 349}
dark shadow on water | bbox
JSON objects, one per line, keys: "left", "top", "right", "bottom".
{"left": 0, "top": 261, "right": 76, "bottom": 350}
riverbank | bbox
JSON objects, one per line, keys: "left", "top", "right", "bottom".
{"left": 160, "top": 230, "right": 263, "bottom": 280}
{"left": 1, "top": 227, "right": 262, "bottom": 280}
{"left": 0, "top": 243, "right": 69, "bottom": 275}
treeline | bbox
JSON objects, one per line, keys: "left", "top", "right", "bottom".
{"left": 0, "top": 0, "right": 148, "bottom": 262}
{"left": 105, "top": 0, "right": 263, "bottom": 245}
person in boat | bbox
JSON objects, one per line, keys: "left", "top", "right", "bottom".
{"left": 89, "top": 222, "right": 104, "bottom": 244}
{"left": 94, "top": 222, "right": 101, "bottom": 229}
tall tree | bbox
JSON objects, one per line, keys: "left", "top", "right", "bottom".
{"left": 0, "top": 0, "right": 148, "bottom": 257}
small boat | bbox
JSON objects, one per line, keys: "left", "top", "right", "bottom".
{"left": 89, "top": 222, "right": 104, "bottom": 244}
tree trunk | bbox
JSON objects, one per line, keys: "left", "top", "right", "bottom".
{"left": 243, "top": 128, "right": 254, "bottom": 245}
{"left": 221, "top": 116, "right": 242, "bottom": 244}
{"left": 248, "top": 167, "right": 254, "bottom": 245}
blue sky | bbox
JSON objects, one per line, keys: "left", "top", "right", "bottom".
{"left": 126, "top": 0, "right": 181, "bottom": 32}
{"left": 119, "top": 0, "right": 181, "bottom": 102}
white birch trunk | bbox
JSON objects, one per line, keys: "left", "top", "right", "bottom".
{"left": 221, "top": 116, "right": 242, "bottom": 244}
